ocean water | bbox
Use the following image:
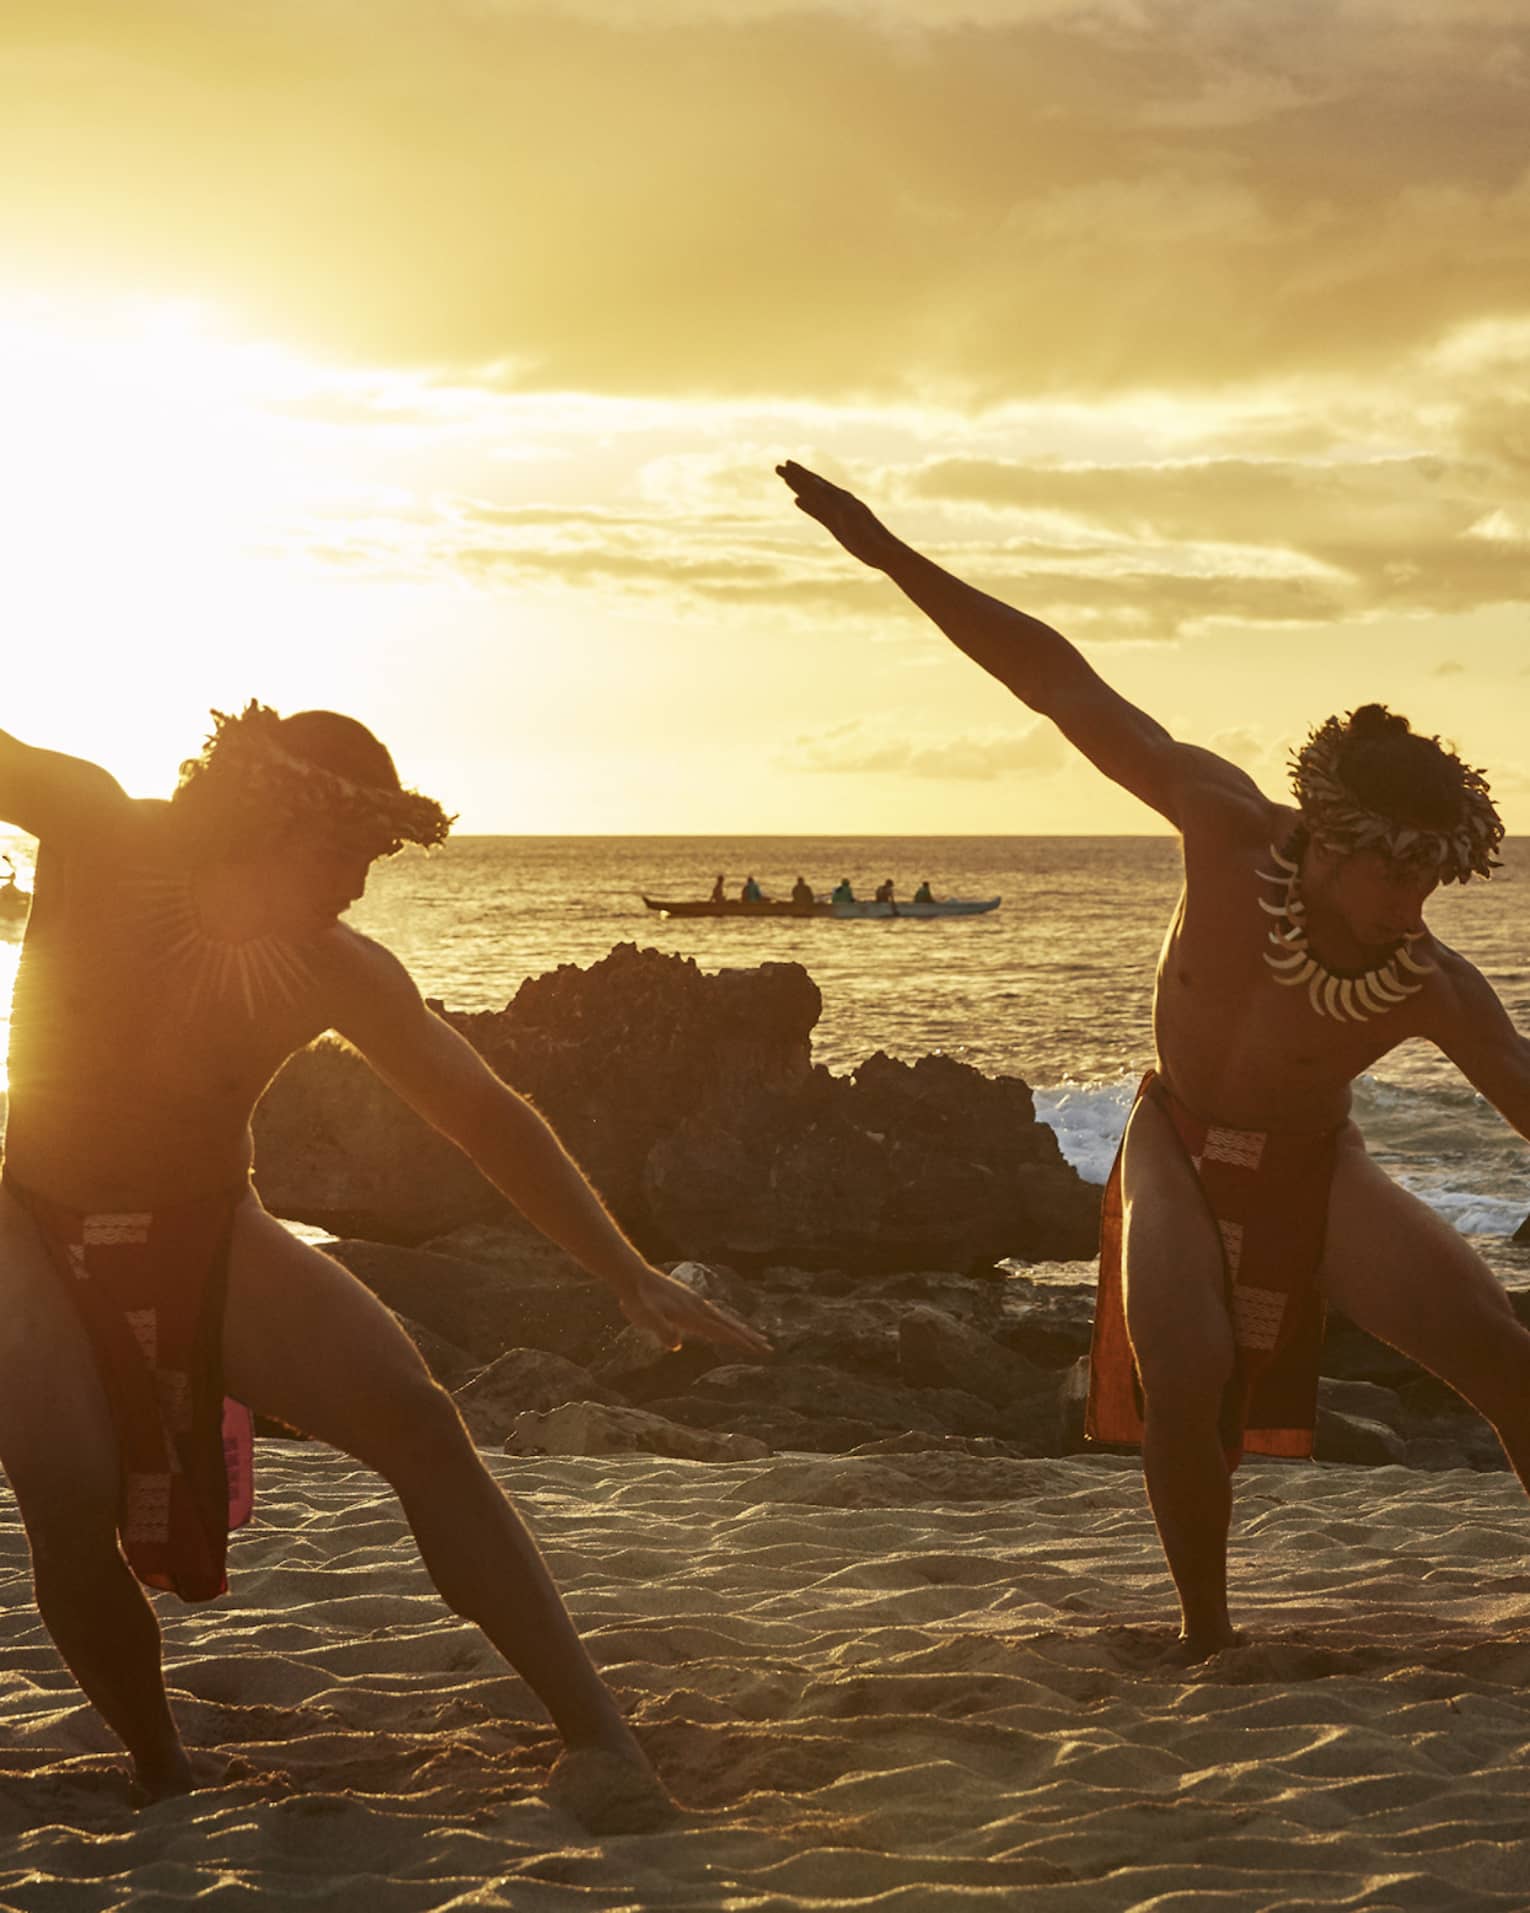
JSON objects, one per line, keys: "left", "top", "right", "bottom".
{"left": 3, "top": 833, "right": 1527, "bottom": 1269}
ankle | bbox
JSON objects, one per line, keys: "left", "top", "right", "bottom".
{"left": 133, "top": 1744, "right": 194, "bottom": 1801}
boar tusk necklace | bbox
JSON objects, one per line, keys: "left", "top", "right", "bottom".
{"left": 1258, "top": 839, "right": 1434, "bottom": 1022}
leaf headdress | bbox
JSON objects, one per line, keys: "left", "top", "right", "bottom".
{"left": 1289, "top": 716, "right": 1501, "bottom": 884}
{"left": 176, "top": 702, "right": 454, "bottom": 857}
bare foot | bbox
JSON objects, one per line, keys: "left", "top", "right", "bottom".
{"left": 544, "top": 1747, "right": 677, "bottom": 1836}
{"left": 1157, "top": 1627, "right": 1246, "bottom": 1669}
{"left": 129, "top": 1750, "right": 195, "bottom": 1807}
{"left": 129, "top": 1746, "right": 239, "bottom": 1807}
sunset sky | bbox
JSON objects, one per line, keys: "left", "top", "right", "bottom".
{"left": 1, "top": 0, "right": 1527, "bottom": 832}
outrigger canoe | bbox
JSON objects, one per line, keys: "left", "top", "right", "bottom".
{"left": 642, "top": 895, "right": 1001, "bottom": 920}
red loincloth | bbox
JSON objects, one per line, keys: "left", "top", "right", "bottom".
{"left": 1085, "top": 1071, "right": 1342, "bottom": 1467}
{"left": 7, "top": 1175, "right": 255, "bottom": 1600}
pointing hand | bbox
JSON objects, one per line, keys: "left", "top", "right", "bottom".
{"left": 776, "top": 461, "right": 900, "bottom": 570}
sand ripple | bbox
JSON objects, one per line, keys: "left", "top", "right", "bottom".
{"left": 5, "top": 1445, "right": 1530, "bottom": 1908}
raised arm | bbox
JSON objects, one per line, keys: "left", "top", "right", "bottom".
{"left": 0, "top": 729, "right": 129, "bottom": 843}
{"left": 776, "top": 461, "right": 1268, "bottom": 832}
{"left": 328, "top": 940, "right": 770, "bottom": 1355}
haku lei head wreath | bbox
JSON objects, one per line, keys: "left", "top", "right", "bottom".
{"left": 176, "top": 702, "right": 455, "bottom": 858}
{"left": 1289, "top": 711, "right": 1502, "bottom": 885}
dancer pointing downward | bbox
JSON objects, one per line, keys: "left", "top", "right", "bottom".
{"left": 0, "top": 702, "right": 766, "bottom": 1812}
{"left": 778, "top": 460, "right": 1530, "bottom": 1659}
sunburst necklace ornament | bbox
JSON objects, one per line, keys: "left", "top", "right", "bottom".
{"left": 118, "top": 867, "right": 318, "bottom": 1021}
{"left": 1258, "top": 840, "right": 1435, "bottom": 1022}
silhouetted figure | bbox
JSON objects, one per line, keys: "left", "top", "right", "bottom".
{"left": 874, "top": 878, "right": 895, "bottom": 903}
{"left": 790, "top": 875, "right": 814, "bottom": 905}
{"left": 740, "top": 875, "right": 765, "bottom": 902}
{"left": 913, "top": 880, "right": 934, "bottom": 903}
{"left": 709, "top": 872, "right": 726, "bottom": 903}
{"left": 0, "top": 703, "right": 765, "bottom": 1809}
{"left": 779, "top": 457, "right": 1523, "bottom": 1662}
{"left": 831, "top": 876, "right": 855, "bottom": 904}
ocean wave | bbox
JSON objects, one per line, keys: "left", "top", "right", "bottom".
{"left": 1390, "top": 1178, "right": 1528, "bottom": 1238}
{"left": 1034, "top": 1075, "right": 1529, "bottom": 1239}
{"left": 1033, "top": 1080, "right": 1135, "bottom": 1186}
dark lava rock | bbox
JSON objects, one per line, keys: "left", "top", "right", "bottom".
{"left": 1314, "top": 1409, "right": 1407, "bottom": 1467}
{"left": 897, "top": 1305, "right": 1051, "bottom": 1407}
{"left": 455, "top": 1349, "right": 615, "bottom": 1445}
{"left": 255, "top": 943, "right": 1100, "bottom": 1270}
{"left": 328, "top": 1234, "right": 627, "bottom": 1368}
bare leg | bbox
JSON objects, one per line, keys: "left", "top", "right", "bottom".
{"left": 1321, "top": 1128, "right": 1530, "bottom": 1486}
{"left": 222, "top": 1200, "right": 664, "bottom": 1813}
{"left": 0, "top": 1188, "right": 190, "bottom": 1796}
{"left": 1140, "top": 1409, "right": 1236, "bottom": 1659}
{"left": 29, "top": 1543, "right": 192, "bottom": 1798}
{"left": 1120, "top": 1095, "right": 1240, "bottom": 1656}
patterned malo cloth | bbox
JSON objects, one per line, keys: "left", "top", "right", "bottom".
{"left": 6, "top": 1174, "right": 254, "bottom": 1600}
{"left": 1085, "top": 1071, "right": 1343, "bottom": 1467}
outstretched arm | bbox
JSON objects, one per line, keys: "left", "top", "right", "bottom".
{"left": 777, "top": 461, "right": 1267, "bottom": 832}
{"left": 329, "top": 942, "right": 770, "bottom": 1355}
{"left": 0, "top": 729, "right": 129, "bottom": 843}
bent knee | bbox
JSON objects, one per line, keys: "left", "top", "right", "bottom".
{"left": 26, "top": 1513, "right": 130, "bottom": 1593}
{"left": 1460, "top": 1318, "right": 1530, "bottom": 1423}
{"left": 1136, "top": 1368, "right": 1233, "bottom": 1434}
{"left": 352, "top": 1374, "right": 473, "bottom": 1482}
{"left": 1131, "top": 1327, "right": 1235, "bottom": 1426}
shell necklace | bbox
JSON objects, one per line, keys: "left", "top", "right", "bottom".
{"left": 1258, "top": 839, "right": 1434, "bottom": 1022}
{"left": 119, "top": 866, "right": 318, "bottom": 1021}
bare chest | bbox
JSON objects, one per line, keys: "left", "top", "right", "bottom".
{"left": 12, "top": 859, "right": 332, "bottom": 1103}
{"left": 1152, "top": 842, "right": 1436, "bottom": 1116}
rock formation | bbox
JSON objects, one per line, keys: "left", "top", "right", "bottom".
{"left": 254, "top": 943, "right": 1100, "bottom": 1270}
{"left": 251, "top": 939, "right": 1520, "bottom": 1474}
{"left": 304, "top": 1223, "right": 1520, "bottom": 1472}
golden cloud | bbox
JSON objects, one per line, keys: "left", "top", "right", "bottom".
{"left": 780, "top": 717, "right": 1066, "bottom": 779}
{"left": 3, "top": 1, "right": 1528, "bottom": 400}
{"left": 902, "top": 449, "right": 1530, "bottom": 630}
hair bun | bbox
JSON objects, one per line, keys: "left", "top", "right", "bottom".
{"left": 1347, "top": 703, "right": 1409, "bottom": 741}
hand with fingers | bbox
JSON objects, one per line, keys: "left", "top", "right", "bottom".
{"left": 775, "top": 460, "right": 901, "bottom": 570}
{"left": 611, "top": 1261, "right": 772, "bottom": 1358}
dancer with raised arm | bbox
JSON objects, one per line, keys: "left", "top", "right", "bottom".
{"left": 778, "top": 460, "right": 1529, "bottom": 1659}
{"left": 0, "top": 702, "right": 767, "bottom": 1815}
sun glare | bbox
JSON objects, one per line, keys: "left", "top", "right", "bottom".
{"left": 0, "top": 296, "right": 333, "bottom": 582}
{"left": 0, "top": 293, "right": 423, "bottom": 787}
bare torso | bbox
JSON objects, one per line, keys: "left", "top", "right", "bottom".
{"left": 4, "top": 800, "right": 346, "bottom": 1208}
{"left": 1151, "top": 797, "right": 1444, "bottom": 1134}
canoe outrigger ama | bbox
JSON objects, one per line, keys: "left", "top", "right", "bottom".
{"left": 642, "top": 894, "right": 1001, "bottom": 920}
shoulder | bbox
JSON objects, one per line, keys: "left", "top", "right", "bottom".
{"left": 309, "top": 927, "right": 442, "bottom": 1063}
{"left": 311, "top": 924, "right": 422, "bottom": 1010}
{"left": 1414, "top": 936, "right": 1530, "bottom": 1111}
{"left": 1176, "top": 757, "right": 1287, "bottom": 859}
{"left": 1409, "top": 935, "right": 1521, "bottom": 1065}
{"left": 1419, "top": 937, "right": 1505, "bottom": 1027}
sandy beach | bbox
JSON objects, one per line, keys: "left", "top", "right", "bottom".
{"left": 4, "top": 1443, "right": 1530, "bottom": 1910}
